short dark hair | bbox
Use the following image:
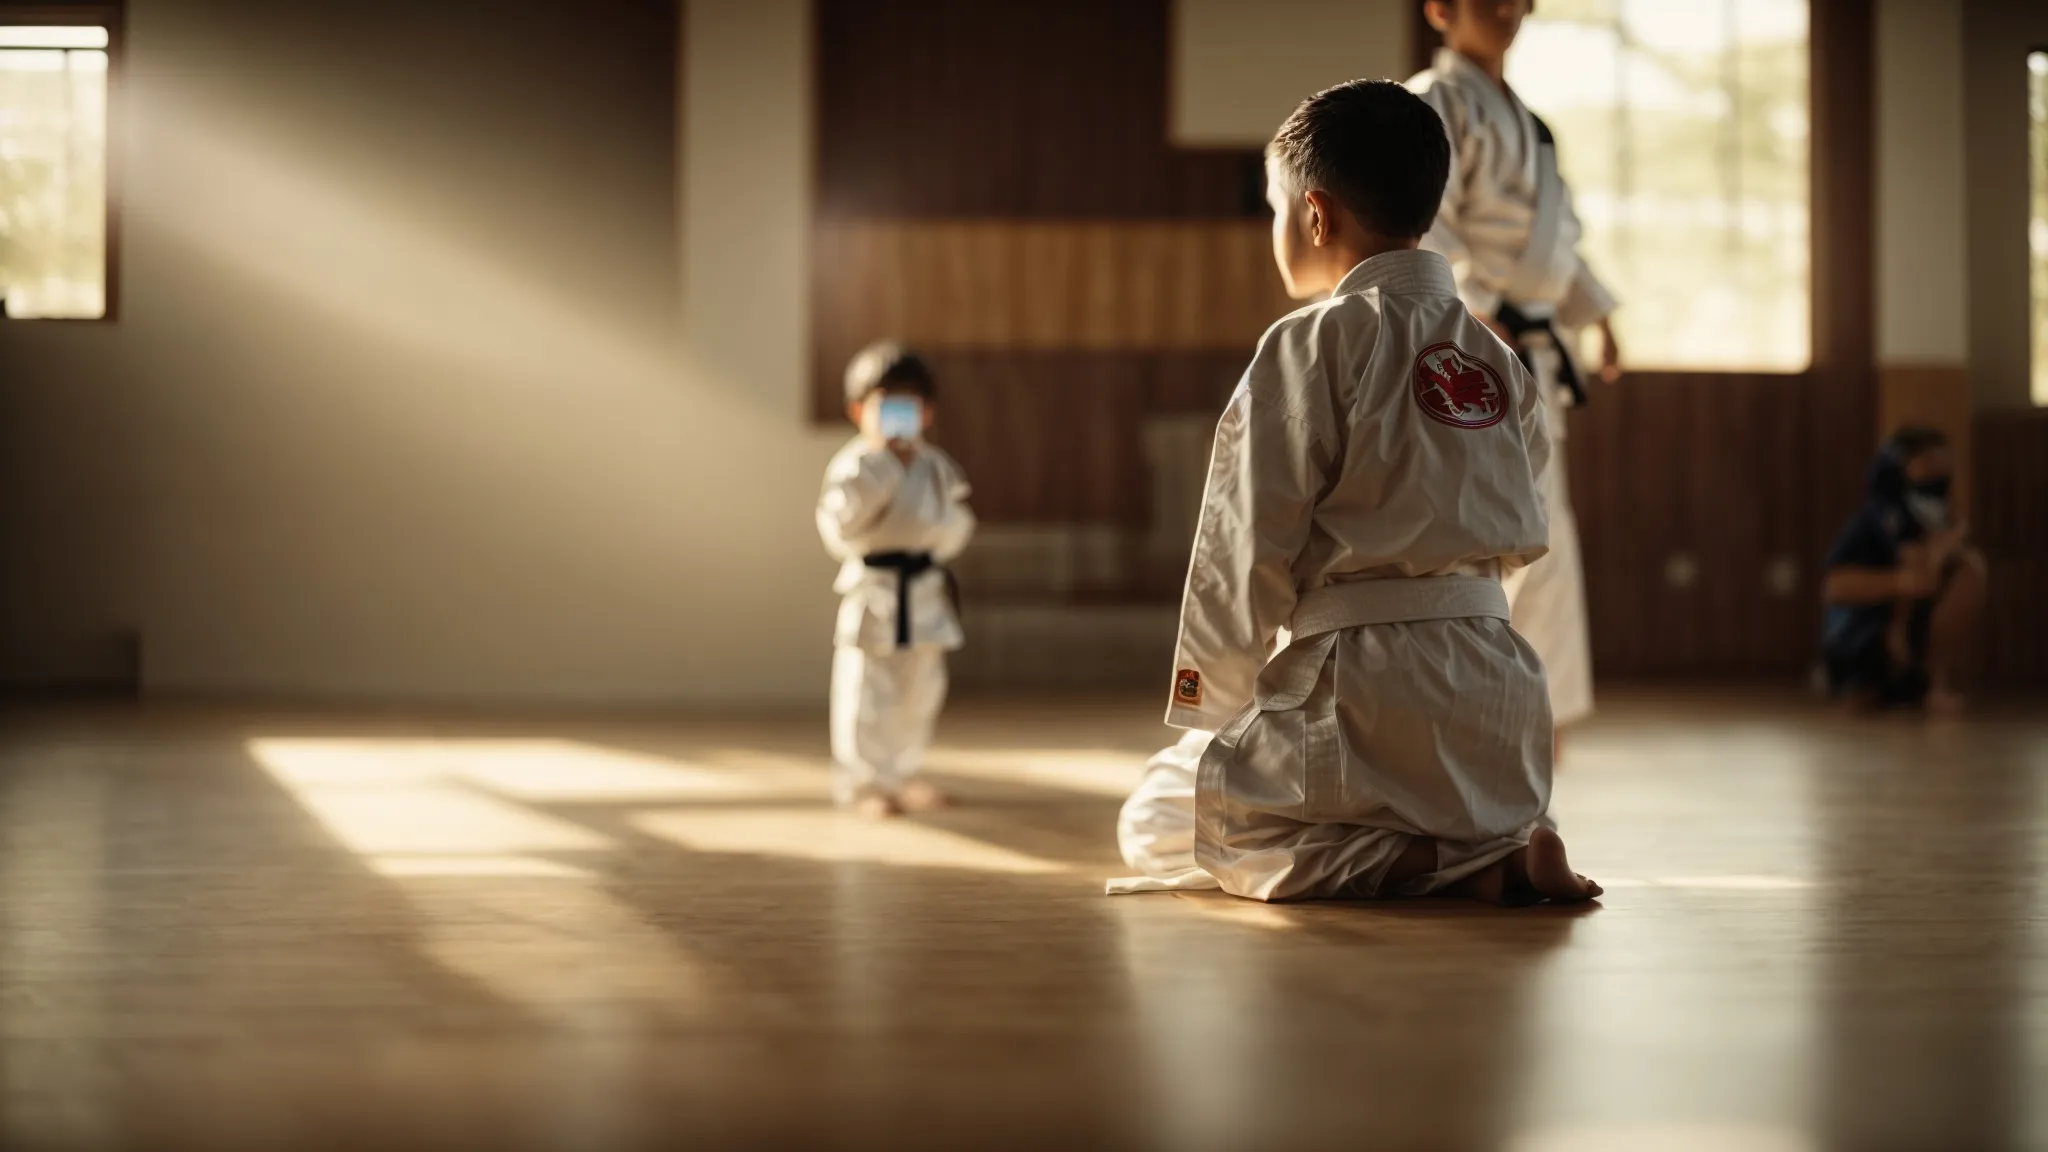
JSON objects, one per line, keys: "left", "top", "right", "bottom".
{"left": 1887, "top": 425, "right": 1948, "bottom": 460}
{"left": 1267, "top": 79, "right": 1451, "bottom": 239}
{"left": 843, "top": 341, "right": 937, "bottom": 405}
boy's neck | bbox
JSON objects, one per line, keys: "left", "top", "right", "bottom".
{"left": 1447, "top": 44, "right": 1508, "bottom": 87}
{"left": 1327, "top": 235, "right": 1422, "bottom": 283}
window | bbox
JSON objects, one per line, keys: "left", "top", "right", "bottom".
{"left": 2030, "top": 49, "right": 2047, "bottom": 406}
{"left": 1507, "top": 0, "right": 1810, "bottom": 372}
{"left": 0, "top": 21, "right": 111, "bottom": 319}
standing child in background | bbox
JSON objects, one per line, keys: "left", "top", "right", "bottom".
{"left": 1407, "top": 0, "right": 1621, "bottom": 752}
{"left": 817, "top": 343, "right": 975, "bottom": 818}
{"left": 1111, "top": 80, "right": 1598, "bottom": 904}
{"left": 1821, "top": 427, "right": 1986, "bottom": 714}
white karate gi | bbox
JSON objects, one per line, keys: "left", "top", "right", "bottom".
{"left": 817, "top": 439, "right": 975, "bottom": 805}
{"left": 1408, "top": 46, "right": 1614, "bottom": 726}
{"left": 1135, "top": 249, "right": 1555, "bottom": 902}
{"left": 1107, "top": 730, "right": 1211, "bottom": 894}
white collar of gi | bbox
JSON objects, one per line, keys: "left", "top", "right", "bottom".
{"left": 1433, "top": 46, "right": 1529, "bottom": 118}
{"left": 1332, "top": 248, "right": 1460, "bottom": 299}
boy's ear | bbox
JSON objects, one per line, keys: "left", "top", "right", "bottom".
{"left": 1304, "top": 189, "right": 1337, "bottom": 247}
{"left": 1423, "top": 0, "right": 1453, "bottom": 34}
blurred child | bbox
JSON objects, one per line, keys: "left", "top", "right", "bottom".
{"left": 1114, "top": 80, "right": 1597, "bottom": 904}
{"left": 1408, "top": 0, "right": 1622, "bottom": 751}
{"left": 1821, "top": 427, "right": 1986, "bottom": 714}
{"left": 816, "top": 343, "right": 975, "bottom": 817}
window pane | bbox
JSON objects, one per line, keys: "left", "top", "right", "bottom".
{"left": 0, "top": 26, "right": 108, "bottom": 49}
{"left": 0, "top": 37, "right": 108, "bottom": 319}
{"left": 1507, "top": 0, "right": 1810, "bottom": 371}
{"left": 2030, "top": 50, "right": 2048, "bottom": 407}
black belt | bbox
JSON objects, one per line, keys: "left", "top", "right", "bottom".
{"left": 1495, "top": 300, "right": 1586, "bottom": 407}
{"left": 863, "top": 551, "right": 957, "bottom": 649}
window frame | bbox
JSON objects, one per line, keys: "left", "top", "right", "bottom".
{"left": 0, "top": 2, "right": 124, "bottom": 322}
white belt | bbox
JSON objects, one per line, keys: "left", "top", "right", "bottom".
{"left": 1288, "top": 574, "right": 1509, "bottom": 639}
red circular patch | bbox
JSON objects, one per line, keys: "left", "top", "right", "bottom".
{"left": 1413, "top": 342, "right": 1508, "bottom": 429}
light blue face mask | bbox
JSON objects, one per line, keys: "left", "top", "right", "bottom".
{"left": 1904, "top": 490, "right": 1948, "bottom": 530}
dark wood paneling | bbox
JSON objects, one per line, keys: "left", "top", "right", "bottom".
{"left": 810, "top": 219, "right": 1287, "bottom": 418}
{"left": 1806, "top": 0, "right": 1879, "bottom": 552}
{"left": 1570, "top": 373, "right": 1815, "bottom": 677}
{"left": 1973, "top": 410, "right": 2048, "bottom": 685}
{"left": 815, "top": 0, "right": 1259, "bottom": 219}
{"left": 919, "top": 350, "right": 1242, "bottom": 527}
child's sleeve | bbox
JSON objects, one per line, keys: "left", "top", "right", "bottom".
{"left": 1412, "top": 83, "right": 1497, "bottom": 317}
{"left": 1504, "top": 356, "right": 1553, "bottom": 575}
{"left": 1165, "top": 319, "right": 1335, "bottom": 731}
{"left": 816, "top": 448, "right": 907, "bottom": 561}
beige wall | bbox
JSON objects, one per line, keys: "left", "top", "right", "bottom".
{"left": 0, "top": 0, "right": 843, "bottom": 705}
{"left": 1170, "top": 0, "right": 1411, "bottom": 147}
{"left": 1876, "top": 0, "right": 1970, "bottom": 367}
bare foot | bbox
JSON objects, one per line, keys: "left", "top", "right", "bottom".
{"left": 1519, "top": 827, "right": 1602, "bottom": 901}
{"left": 852, "top": 792, "right": 901, "bottom": 820}
{"left": 1450, "top": 828, "right": 1602, "bottom": 906}
{"left": 895, "top": 778, "right": 951, "bottom": 812}
{"left": 1926, "top": 688, "right": 1967, "bottom": 717}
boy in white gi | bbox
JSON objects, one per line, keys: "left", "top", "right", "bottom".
{"left": 817, "top": 343, "right": 975, "bottom": 818}
{"left": 1408, "top": 0, "right": 1623, "bottom": 745}
{"left": 1116, "top": 80, "right": 1599, "bottom": 904}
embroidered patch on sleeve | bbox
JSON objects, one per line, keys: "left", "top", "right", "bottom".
{"left": 1414, "top": 342, "right": 1508, "bottom": 429}
{"left": 1173, "top": 669, "right": 1203, "bottom": 708}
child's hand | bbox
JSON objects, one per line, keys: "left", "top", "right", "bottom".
{"left": 1596, "top": 319, "right": 1623, "bottom": 385}
{"left": 1926, "top": 522, "right": 1970, "bottom": 568}
{"left": 1894, "top": 558, "right": 1939, "bottom": 598}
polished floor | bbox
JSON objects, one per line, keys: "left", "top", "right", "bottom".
{"left": 0, "top": 690, "right": 2043, "bottom": 1151}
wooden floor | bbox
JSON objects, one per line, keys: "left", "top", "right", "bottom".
{"left": 1, "top": 690, "right": 2044, "bottom": 1151}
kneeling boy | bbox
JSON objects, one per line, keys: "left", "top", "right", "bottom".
{"left": 1146, "top": 80, "right": 1598, "bottom": 904}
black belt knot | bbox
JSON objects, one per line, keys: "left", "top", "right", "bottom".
{"left": 1495, "top": 300, "right": 1586, "bottom": 407}
{"left": 864, "top": 551, "right": 938, "bottom": 649}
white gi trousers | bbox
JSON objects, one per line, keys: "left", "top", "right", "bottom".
{"left": 1502, "top": 344, "right": 1594, "bottom": 727}
{"left": 1112, "top": 578, "right": 1554, "bottom": 901}
{"left": 1109, "top": 730, "right": 1211, "bottom": 892}
{"left": 830, "top": 645, "right": 947, "bottom": 806}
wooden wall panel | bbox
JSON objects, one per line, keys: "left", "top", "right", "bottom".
{"left": 813, "top": 220, "right": 1288, "bottom": 411}
{"left": 1973, "top": 411, "right": 2048, "bottom": 685}
{"left": 918, "top": 351, "right": 1243, "bottom": 527}
{"left": 1806, "top": 0, "right": 1879, "bottom": 553}
{"left": 1570, "top": 373, "right": 1816, "bottom": 677}
{"left": 815, "top": 0, "right": 1261, "bottom": 219}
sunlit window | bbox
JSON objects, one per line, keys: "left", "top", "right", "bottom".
{"left": 2030, "top": 49, "right": 2047, "bottom": 406}
{"left": 1507, "top": 0, "right": 1809, "bottom": 371}
{"left": 0, "top": 23, "right": 110, "bottom": 320}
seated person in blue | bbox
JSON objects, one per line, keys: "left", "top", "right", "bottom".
{"left": 1821, "top": 427, "right": 1986, "bottom": 713}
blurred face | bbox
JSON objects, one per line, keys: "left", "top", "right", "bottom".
{"left": 1266, "top": 157, "right": 1340, "bottom": 300}
{"left": 847, "top": 386, "right": 937, "bottom": 439}
{"left": 1904, "top": 445, "right": 1952, "bottom": 487}
{"left": 1426, "top": 0, "right": 1530, "bottom": 59}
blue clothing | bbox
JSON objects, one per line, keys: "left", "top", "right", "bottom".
{"left": 1821, "top": 450, "right": 1930, "bottom": 704}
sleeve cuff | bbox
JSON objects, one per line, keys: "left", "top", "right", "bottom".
{"left": 1556, "top": 266, "right": 1618, "bottom": 330}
